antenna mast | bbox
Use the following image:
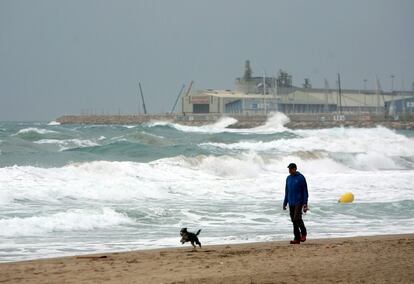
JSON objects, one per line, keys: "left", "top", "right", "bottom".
{"left": 337, "top": 73, "right": 342, "bottom": 114}
{"left": 324, "top": 79, "right": 330, "bottom": 113}
{"left": 170, "top": 84, "right": 186, "bottom": 114}
{"left": 138, "top": 82, "right": 147, "bottom": 115}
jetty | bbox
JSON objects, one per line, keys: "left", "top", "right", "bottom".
{"left": 56, "top": 113, "right": 414, "bottom": 130}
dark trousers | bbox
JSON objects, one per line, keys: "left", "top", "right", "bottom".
{"left": 289, "top": 204, "right": 307, "bottom": 241}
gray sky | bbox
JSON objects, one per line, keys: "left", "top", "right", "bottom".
{"left": 1, "top": 0, "right": 413, "bottom": 121}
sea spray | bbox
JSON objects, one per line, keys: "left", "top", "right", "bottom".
{"left": 146, "top": 116, "right": 238, "bottom": 133}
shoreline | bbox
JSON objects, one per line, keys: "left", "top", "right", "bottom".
{"left": 1, "top": 234, "right": 413, "bottom": 283}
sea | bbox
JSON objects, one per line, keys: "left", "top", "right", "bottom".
{"left": 0, "top": 113, "right": 413, "bottom": 263}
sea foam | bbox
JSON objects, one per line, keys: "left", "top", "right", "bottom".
{"left": 147, "top": 117, "right": 238, "bottom": 133}
{"left": 34, "top": 138, "right": 100, "bottom": 151}
{"left": 47, "top": 121, "right": 61, "bottom": 126}
{"left": 14, "top": 127, "right": 58, "bottom": 135}
{"left": 146, "top": 112, "right": 291, "bottom": 134}
{"left": 0, "top": 208, "right": 134, "bottom": 237}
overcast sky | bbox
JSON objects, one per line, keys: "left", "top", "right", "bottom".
{"left": 1, "top": 0, "right": 413, "bottom": 121}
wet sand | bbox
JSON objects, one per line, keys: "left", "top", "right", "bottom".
{"left": 0, "top": 234, "right": 413, "bottom": 283}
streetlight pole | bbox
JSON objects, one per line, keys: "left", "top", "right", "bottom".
{"left": 391, "top": 75, "right": 395, "bottom": 110}
{"left": 337, "top": 73, "right": 342, "bottom": 115}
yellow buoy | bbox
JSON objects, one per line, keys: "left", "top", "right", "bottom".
{"left": 338, "top": 192, "right": 354, "bottom": 203}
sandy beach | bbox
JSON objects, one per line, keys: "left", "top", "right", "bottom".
{"left": 0, "top": 234, "right": 413, "bottom": 283}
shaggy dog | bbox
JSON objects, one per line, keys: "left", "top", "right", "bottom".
{"left": 180, "top": 228, "right": 202, "bottom": 249}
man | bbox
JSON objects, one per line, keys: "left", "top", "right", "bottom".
{"left": 283, "top": 163, "right": 308, "bottom": 244}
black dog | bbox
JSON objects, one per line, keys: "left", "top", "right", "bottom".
{"left": 180, "top": 228, "right": 202, "bottom": 249}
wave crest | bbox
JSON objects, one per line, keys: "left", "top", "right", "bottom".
{"left": 34, "top": 139, "right": 100, "bottom": 151}
{"left": 146, "top": 112, "right": 290, "bottom": 134}
{"left": 147, "top": 117, "right": 238, "bottom": 133}
{"left": 13, "top": 127, "right": 62, "bottom": 141}
{"left": 0, "top": 208, "right": 134, "bottom": 237}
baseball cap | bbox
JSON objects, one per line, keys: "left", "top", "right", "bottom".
{"left": 287, "top": 163, "right": 297, "bottom": 169}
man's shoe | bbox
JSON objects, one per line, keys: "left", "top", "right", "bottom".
{"left": 290, "top": 240, "right": 300, "bottom": 244}
{"left": 300, "top": 234, "right": 307, "bottom": 242}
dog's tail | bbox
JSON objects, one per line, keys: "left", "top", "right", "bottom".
{"left": 196, "top": 229, "right": 201, "bottom": 236}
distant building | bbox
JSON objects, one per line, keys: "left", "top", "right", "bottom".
{"left": 385, "top": 97, "right": 414, "bottom": 116}
{"left": 181, "top": 61, "right": 414, "bottom": 115}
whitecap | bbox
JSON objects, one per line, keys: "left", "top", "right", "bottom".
{"left": 0, "top": 208, "right": 134, "bottom": 237}
{"left": 14, "top": 127, "right": 58, "bottom": 135}
{"left": 200, "top": 125, "right": 414, "bottom": 169}
{"left": 239, "top": 112, "right": 290, "bottom": 134}
{"left": 34, "top": 139, "right": 100, "bottom": 151}
{"left": 147, "top": 112, "right": 291, "bottom": 134}
{"left": 47, "top": 121, "right": 61, "bottom": 126}
{"left": 147, "top": 117, "right": 238, "bottom": 133}
{"left": 141, "top": 131, "right": 165, "bottom": 139}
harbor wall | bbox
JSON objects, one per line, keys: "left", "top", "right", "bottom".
{"left": 56, "top": 113, "right": 414, "bottom": 130}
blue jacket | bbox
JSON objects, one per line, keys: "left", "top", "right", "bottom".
{"left": 283, "top": 171, "right": 308, "bottom": 206}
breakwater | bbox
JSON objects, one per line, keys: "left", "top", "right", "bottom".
{"left": 56, "top": 114, "right": 414, "bottom": 129}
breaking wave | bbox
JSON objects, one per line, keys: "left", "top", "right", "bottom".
{"left": 12, "top": 127, "right": 65, "bottom": 141}
{"left": 15, "top": 128, "right": 57, "bottom": 135}
{"left": 34, "top": 139, "right": 100, "bottom": 151}
{"left": 0, "top": 208, "right": 134, "bottom": 237}
{"left": 47, "top": 121, "right": 61, "bottom": 126}
{"left": 146, "top": 112, "right": 290, "bottom": 134}
{"left": 147, "top": 117, "right": 238, "bottom": 133}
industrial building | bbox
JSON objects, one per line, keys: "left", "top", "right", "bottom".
{"left": 182, "top": 61, "right": 413, "bottom": 115}
{"left": 385, "top": 97, "right": 414, "bottom": 116}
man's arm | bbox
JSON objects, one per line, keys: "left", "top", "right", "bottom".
{"left": 302, "top": 176, "right": 309, "bottom": 212}
{"left": 283, "top": 178, "right": 288, "bottom": 210}
{"left": 303, "top": 176, "right": 308, "bottom": 204}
